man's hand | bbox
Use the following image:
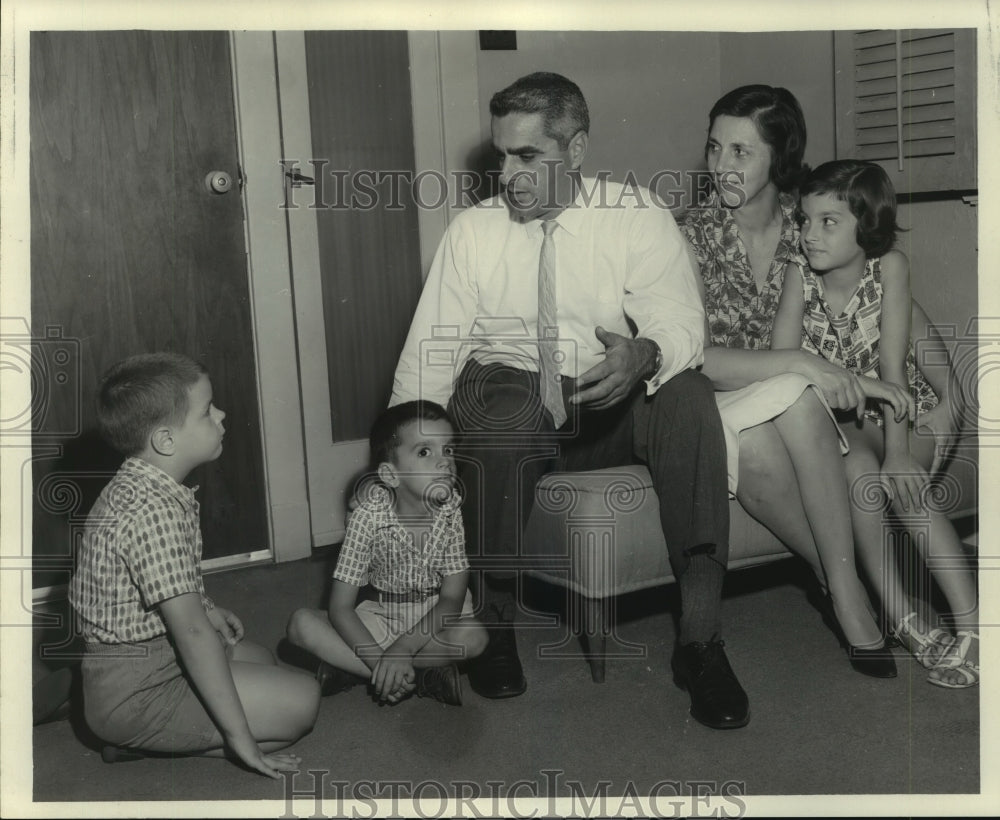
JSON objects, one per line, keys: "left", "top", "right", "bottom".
{"left": 207, "top": 607, "right": 245, "bottom": 647}
{"left": 570, "top": 328, "right": 657, "bottom": 411}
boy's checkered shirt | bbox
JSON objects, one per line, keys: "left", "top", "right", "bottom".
{"left": 333, "top": 484, "right": 468, "bottom": 595}
{"left": 69, "top": 457, "right": 214, "bottom": 644}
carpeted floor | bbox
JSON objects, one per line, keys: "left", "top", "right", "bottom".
{"left": 26, "top": 551, "right": 981, "bottom": 812}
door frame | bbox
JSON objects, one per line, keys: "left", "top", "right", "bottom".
{"left": 230, "top": 31, "right": 313, "bottom": 562}
{"left": 265, "top": 30, "right": 483, "bottom": 547}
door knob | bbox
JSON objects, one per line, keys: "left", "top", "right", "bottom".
{"left": 205, "top": 171, "right": 233, "bottom": 195}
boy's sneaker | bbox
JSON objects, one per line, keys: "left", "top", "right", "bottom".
{"left": 316, "top": 661, "right": 366, "bottom": 697}
{"left": 414, "top": 664, "right": 463, "bottom": 705}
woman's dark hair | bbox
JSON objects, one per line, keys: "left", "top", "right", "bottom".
{"left": 709, "top": 85, "right": 807, "bottom": 192}
{"left": 369, "top": 400, "right": 453, "bottom": 467}
{"left": 800, "top": 160, "right": 903, "bottom": 258}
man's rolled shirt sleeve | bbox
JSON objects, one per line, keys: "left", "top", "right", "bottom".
{"left": 391, "top": 222, "right": 480, "bottom": 408}
{"left": 623, "top": 202, "right": 706, "bottom": 393}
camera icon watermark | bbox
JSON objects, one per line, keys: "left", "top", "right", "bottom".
{"left": 914, "top": 316, "right": 997, "bottom": 439}
{"left": 0, "top": 318, "right": 81, "bottom": 439}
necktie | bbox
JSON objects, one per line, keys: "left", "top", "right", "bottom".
{"left": 538, "top": 219, "right": 567, "bottom": 428}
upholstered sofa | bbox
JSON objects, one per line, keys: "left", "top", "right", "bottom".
{"left": 522, "top": 437, "right": 979, "bottom": 682}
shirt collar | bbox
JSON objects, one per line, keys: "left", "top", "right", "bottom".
{"left": 521, "top": 175, "right": 597, "bottom": 239}
{"left": 367, "top": 483, "right": 462, "bottom": 529}
{"left": 121, "top": 456, "right": 199, "bottom": 512}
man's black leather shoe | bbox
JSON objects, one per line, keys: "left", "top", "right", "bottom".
{"left": 671, "top": 639, "right": 750, "bottom": 729}
{"left": 467, "top": 624, "right": 527, "bottom": 699}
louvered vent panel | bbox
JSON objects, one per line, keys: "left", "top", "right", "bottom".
{"left": 852, "top": 30, "right": 958, "bottom": 162}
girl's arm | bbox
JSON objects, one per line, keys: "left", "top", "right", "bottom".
{"left": 770, "top": 263, "right": 807, "bottom": 350}
{"left": 878, "top": 251, "right": 927, "bottom": 511}
{"left": 911, "top": 298, "right": 955, "bottom": 401}
{"left": 911, "top": 298, "right": 966, "bottom": 472}
{"left": 159, "top": 593, "right": 294, "bottom": 779}
{"left": 768, "top": 262, "right": 913, "bottom": 421}
{"left": 691, "top": 252, "right": 865, "bottom": 416}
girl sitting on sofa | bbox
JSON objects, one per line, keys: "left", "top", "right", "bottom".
{"left": 771, "top": 159, "right": 978, "bottom": 688}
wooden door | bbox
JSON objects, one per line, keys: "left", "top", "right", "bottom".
{"left": 30, "top": 31, "right": 269, "bottom": 589}
{"left": 281, "top": 31, "right": 425, "bottom": 546}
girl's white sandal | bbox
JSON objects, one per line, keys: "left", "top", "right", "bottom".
{"left": 893, "top": 611, "right": 954, "bottom": 669}
{"left": 927, "top": 630, "right": 979, "bottom": 689}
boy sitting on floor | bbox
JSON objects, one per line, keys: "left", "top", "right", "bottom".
{"left": 287, "top": 400, "right": 487, "bottom": 705}
{"left": 69, "top": 353, "right": 319, "bottom": 777}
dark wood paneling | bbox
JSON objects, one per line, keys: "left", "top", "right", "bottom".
{"left": 304, "top": 31, "right": 424, "bottom": 441}
{"left": 30, "top": 31, "right": 268, "bottom": 581}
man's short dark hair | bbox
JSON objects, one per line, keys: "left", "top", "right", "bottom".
{"left": 370, "top": 400, "right": 453, "bottom": 467}
{"left": 709, "top": 84, "right": 807, "bottom": 193}
{"left": 97, "top": 352, "right": 207, "bottom": 456}
{"left": 800, "top": 159, "right": 902, "bottom": 258}
{"left": 489, "top": 71, "right": 590, "bottom": 150}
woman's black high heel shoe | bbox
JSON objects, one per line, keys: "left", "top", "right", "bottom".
{"left": 810, "top": 589, "right": 897, "bottom": 678}
{"left": 845, "top": 645, "right": 897, "bottom": 678}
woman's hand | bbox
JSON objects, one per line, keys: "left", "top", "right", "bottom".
{"left": 207, "top": 606, "right": 245, "bottom": 647}
{"left": 794, "top": 353, "right": 869, "bottom": 418}
{"left": 856, "top": 376, "right": 916, "bottom": 423}
{"left": 881, "top": 453, "right": 929, "bottom": 514}
{"left": 227, "top": 733, "right": 301, "bottom": 780}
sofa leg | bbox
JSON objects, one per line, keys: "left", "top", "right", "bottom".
{"left": 581, "top": 595, "right": 609, "bottom": 683}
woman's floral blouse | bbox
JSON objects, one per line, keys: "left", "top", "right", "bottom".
{"left": 680, "top": 191, "right": 806, "bottom": 351}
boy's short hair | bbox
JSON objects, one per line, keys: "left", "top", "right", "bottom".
{"left": 97, "top": 352, "right": 208, "bottom": 456}
{"left": 709, "top": 84, "right": 807, "bottom": 193}
{"left": 370, "top": 400, "right": 453, "bottom": 467}
{"left": 489, "top": 72, "right": 590, "bottom": 150}
{"left": 800, "top": 159, "right": 902, "bottom": 258}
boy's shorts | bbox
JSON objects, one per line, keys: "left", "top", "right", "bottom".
{"left": 356, "top": 589, "right": 475, "bottom": 650}
{"left": 81, "top": 634, "right": 234, "bottom": 753}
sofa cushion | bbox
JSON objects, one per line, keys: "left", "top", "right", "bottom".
{"left": 522, "top": 465, "right": 790, "bottom": 598}
{"left": 521, "top": 435, "right": 978, "bottom": 600}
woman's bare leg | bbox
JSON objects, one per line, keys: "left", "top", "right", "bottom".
{"left": 736, "top": 421, "right": 825, "bottom": 582}
{"left": 770, "top": 391, "right": 882, "bottom": 648}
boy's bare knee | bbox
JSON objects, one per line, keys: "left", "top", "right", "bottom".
{"left": 464, "top": 623, "right": 489, "bottom": 659}
{"left": 285, "top": 608, "right": 314, "bottom": 645}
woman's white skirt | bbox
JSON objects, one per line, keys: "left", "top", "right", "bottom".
{"left": 716, "top": 372, "right": 848, "bottom": 496}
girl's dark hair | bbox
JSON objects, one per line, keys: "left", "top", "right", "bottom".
{"left": 97, "top": 352, "right": 208, "bottom": 456}
{"left": 369, "top": 400, "right": 453, "bottom": 467}
{"left": 489, "top": 71, "right": 590, "bottom": 150}
{"left": 709, "top": 84, "right": 807, "bottom": 192}
{"left": 800, "top": 160, "right": 903, "bottom": 258}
